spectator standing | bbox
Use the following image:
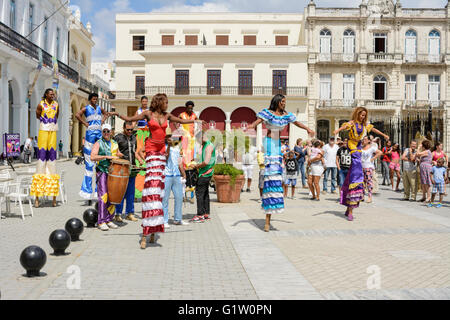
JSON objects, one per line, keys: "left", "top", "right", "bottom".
{"left": 429, "top": 158, "right": 448, "bottom": 207}
{"left": 389, "top": 143, "right": 401, "bottom": 191}
{"left": 361, "top": 136, "right": 383, "bottom": 203}
{"left": 432, "top": 142, "right": 448, "bottom": 196}
{"left": 23, "top": 137, "right": 33, "bottom": 164}
{"left": 308, "top": 140, "right": 324, "bottom": 201}
{"left": 284, "top": 151, "right": 298, "bottom": 199}
{"left": 401, "top": 140, "right": 418, "bottom": 201}
{"left": 257, "top": 149, "right": 265, "bottom": 198}
{"left": 242, "top": 139, "right": 256, "bottom": 192}
{"left": 293, "top": 138, "right": 307, "bottom": 188}
{"left": 33, "top": 136, "right": 38, "bottom": 159}
{"left": 58, "top": 140, "right": 63, "bottom": 159}
{"left": 381, "top": 140, "right": 392, "bottom": 185}
{"left": 322, "top": 137, "right": 339, "bottom": 194}
{"left": 336, "top": 138, "right": 351, "bottom": 194}
{"left": 418, "top": 140, "right": 433, "bottom": 203}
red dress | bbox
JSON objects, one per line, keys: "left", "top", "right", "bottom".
{"left": 142, "top": 118, "right": 168, "bottom": 236}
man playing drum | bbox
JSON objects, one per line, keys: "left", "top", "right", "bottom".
{"left": 114, "top": 121, "right": 144, "bottom": 223}
{"left": 90, "top": 123, "right": 124, "bottom": 231}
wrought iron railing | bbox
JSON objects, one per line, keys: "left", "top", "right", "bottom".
{"left": 316, "top": 99, "right": 358, "bottom": 108}
{"left": 0, "top": 21, "right": 78, "bottom": 83}
{"left": 144, "top": 86, "right": 307, "bottom": 97}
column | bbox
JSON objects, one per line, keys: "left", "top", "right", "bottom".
{"left": 225, "top": 111, "right": 231, "bottom": 132}
{"left": 256, "top": 123, "right": 262, "bottom": 152}
{"left": 0, "top": 60, "right": 9, "bottom": 153}
{"left": 334, "top": 117, "right": 339, "bottom": 137}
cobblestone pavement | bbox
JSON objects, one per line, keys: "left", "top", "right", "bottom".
{"left": 1, "top": 161, "right": 449, "bottom": 299}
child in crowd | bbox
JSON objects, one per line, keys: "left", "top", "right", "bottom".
{"left": 389, "top": 143, "right": 401, "bottom": 191}
{"left": 308, "top": 140, "right": 324, "bottom": 201}
{"left": 429, "top": 158, "right": 448, "bottom": 208}
{"left": 284, "top": 151, "right": 298, "bottom": 199}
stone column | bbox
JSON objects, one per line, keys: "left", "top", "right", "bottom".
{"left": 256, "top": 123, "right": 262, "bottom": 151}
{"left": 0, "top": 60, "right": 10, "bottom": 153}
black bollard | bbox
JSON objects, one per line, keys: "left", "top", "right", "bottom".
{"left": 94, "top": 201, "right": 98, "bottom": 212}
{"left": 20, "top": 246, "right": 47, "bottom": 277}
{"left": 83, "top": 208, "right": 98, "bottom": 228}
{"left": 49, "top": 229, "right": 71, "bottom": 255}
{"left": 65, "top": 218, "right": 84, "bottom": 241}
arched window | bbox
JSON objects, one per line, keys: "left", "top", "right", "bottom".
{"left": 373, "top": 75, "right": 387, "bottom": 100}
{"left": 405, "top": 30, "right": 417, "bottom": 62}
{"left": 319, "top": 29, "right": 332, "bottom": 61}
{"left": 343, "top": 29, "right": 355, "bottom": 59}
{"left": 428, "top": 30, "right": 440, "bottom": 62}
{"left": 81, "top": 53, "right": 86, "bottom": 66}
{"left": 71, "top": 46, "right": 78, "bottom": 61}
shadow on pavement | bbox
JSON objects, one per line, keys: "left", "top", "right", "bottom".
{"left": 314, "top": 210, "right": 347, "bottom": 220}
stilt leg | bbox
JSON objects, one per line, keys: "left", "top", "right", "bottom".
{"left": 264, "top": 214, "right": 271, "bottom": 232}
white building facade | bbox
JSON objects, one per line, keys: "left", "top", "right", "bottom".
{"left": 306, "top": 0, "right": 450, "bottom": 153}
{"left": 0, "top": 0, "right": 78, "bottom": 156}
{"left": 114, "top": 13, "right": 309, "bottom": 149}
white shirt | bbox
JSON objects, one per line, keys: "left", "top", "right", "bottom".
{"left": 24, "top": 138, "right": 33, "bottom": 150}
{"left": 243, "top": 146, "right": 257, "bottom": 166}
{"left": 323, "top": 144, "right": 339, "bottom": 168}
{"left": 361, "top": 145, "right": 378, "bottom": 169}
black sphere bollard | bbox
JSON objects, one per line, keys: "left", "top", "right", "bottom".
{"left": 20, "top": 246, "right": 47, "bottom": 277}
{"left": 83, "top": 208, "right": 98, "bottom": 228}
{"left": 49, "top": 229, "right": 71, "bottom": 256}
{"left": 65, "top": 218, "right": 84, "bottom": 241}
{"left": 94, "top": 201, "right": 98, "bottom": 211}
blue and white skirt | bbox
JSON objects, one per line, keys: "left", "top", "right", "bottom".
{"left": 262, "top": 155, "right": 284, "bottom": 215}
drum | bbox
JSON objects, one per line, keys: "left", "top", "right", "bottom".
{"left": 107, "top": 159, "right": 130, "bottom": 205}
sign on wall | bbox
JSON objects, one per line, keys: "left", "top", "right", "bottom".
{"left": 3, "top": 134, "right": 21, "bottom": 157}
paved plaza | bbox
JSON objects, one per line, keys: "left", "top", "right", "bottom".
{"left": 1, "top": 160, "right": 449, "bottom": 300}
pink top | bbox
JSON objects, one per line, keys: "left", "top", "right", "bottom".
{"left": 432, "top": 151, "right": 445, "bottom": 162}
{"left": 310, "top": 147, "right": 322, "bottom": 163}
{"left": 391, "top": 151, "right": 400, "bottom": 162}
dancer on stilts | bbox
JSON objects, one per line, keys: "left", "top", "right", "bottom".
{"left": 333, "top": 107, "right": 389, "bottom": 221}
{"left": 115, "top": 93, "right": 205, "bottom": 249}
{"left": 134, "top": 96, "right": 150, "bottom": 200}
{"left": 75, "top": 93, "right": 114, "bottom": 203}
{"left": 31, "top": 89, "right": 60, "bottom": 207}
{"left": 249, "top": 94, "right": 314, "bottom": 232}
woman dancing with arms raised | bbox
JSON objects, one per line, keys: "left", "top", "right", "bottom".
{"left": 116, "top": 94, "right": 205, "bottom": 249}
{"left": 248, "top": 94, "right": 315, "bottom": 232}
{"left": 333, "top": 107, "right": 389, "bottom": 221}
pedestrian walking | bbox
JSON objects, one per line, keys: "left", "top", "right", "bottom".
{"left": 114, "top": 121, "right": 142, "bottom": 223}
{"left": 333, "top": 107, "right": 389, "bottom": 221}
{"left": 322, "top": 137, "right": 339, "bottom": 194}
{"left": 381, "top": 140, "right": 392, "bottom": 185}
{"left": 248, "top": 94, "right": 314, "bottom": 232}
{"left": 361, "top": 136, "right": 382, "bottom": 203}
{"left": 401, "top": 140, "right": 418, "bottom": 201}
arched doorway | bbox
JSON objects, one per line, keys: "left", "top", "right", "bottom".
{"left": 230, "top": 107, "right": 256, "bottom": 130}
{"left": 169, "top": 106, "right": 187, "bottom": 132}
{"left": 317, "top": 119, "right": 330, "bottom": 142}
{"left": 200, "top": 107, "right": 226, "bottom": 131}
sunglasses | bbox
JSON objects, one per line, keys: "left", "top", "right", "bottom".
{"left": 103, "top": 130, "right": 111, "bottom": 133}
{"left": 125, "top": 129, "right": 133, "bottom": 132}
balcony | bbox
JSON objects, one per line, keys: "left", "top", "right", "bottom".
{"left": 403, "top": 100, "right": 445, "bottom": 109}
{"left": 0, "top": 21, "right": 78, "bottom": 83}
{"left": 316, "top": 53, "right": 358, "bottom": 64}
{"left": 367, "top": 53, "right": 396, "bottom": 63}
{"left": 404, "top": 54, "right": 445, "bottom": 64}
{"left": 316, "top": 99, "right": 358, "bottom": 109}
{"left": 114, "top": 86, "right": 308, "bottom": 100}
{"left": 364, "top": 100, "right": 397, "bottom": 109}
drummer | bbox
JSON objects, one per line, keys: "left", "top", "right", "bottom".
{"left": 90, "top": 123, "right": 123, "bottom": 231}
{"left": 114, "top": 121, "right": 143, "bottom": 223}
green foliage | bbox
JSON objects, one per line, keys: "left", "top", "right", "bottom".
{"left": 213, "top": 163, "right": 243, "bottom": 186}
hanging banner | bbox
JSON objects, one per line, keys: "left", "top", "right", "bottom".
{"left": 3, "top": 133, "right": 21, "bottom": 158}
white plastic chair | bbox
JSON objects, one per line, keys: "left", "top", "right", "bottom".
{"left": 7, "top": 176, "right": 34, "bottom": 220}
{"left": 59, "top": 170, "right": 67, "bottom": 204}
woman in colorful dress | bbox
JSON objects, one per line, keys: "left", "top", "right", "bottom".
{"left": 134, "top": 96, "right": 150, "bottom": 200}
{"left": 249, "top": 94, "right": 314, "bottom": 232}
{"left": 333, "top": 107, "right": 389, "bottom": 221}
{"left": 31, "top": 89, "right": 60, "bottom": 208}
{"left": 417, "top": 139, "right": 433, "bottom": 203}
{"left": 116, "top": 94, "right": 204, "bottom": 249}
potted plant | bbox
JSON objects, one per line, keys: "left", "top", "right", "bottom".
{"left": 213, "top": 164, "right": 245, "bottom": 203}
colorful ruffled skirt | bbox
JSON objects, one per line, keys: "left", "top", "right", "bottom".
{"left": 262, "top": 154, "right": 284, "bottom": 214}
{"left": 142, "top": 151, "right": 166, "bottom": 236}
{"left": 31, "top": 130, "right": 60, "bottom": 197}
{"left": 135, "top": 128, "right": 150, "bottom": 199}
{"left": 340, "top": 151, "right": 364, "bottom": 209}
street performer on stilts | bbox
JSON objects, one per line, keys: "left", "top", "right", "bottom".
{"left": 134, "top": 96, "right": 150, "bottom": 200}
{"left": 75, "top": 93, "right": 113, "bottom": 203}
{"left": 248, "top": 94, "right": 314, "bottom": 232}
{"left": 333, "top": 107, "right": 389, "bottom": 221}
{"left": 31, "top": 89, "right": 60, "bottom": 207}
{"left": 115, "top": 93, "right": 206, "bottom": 249}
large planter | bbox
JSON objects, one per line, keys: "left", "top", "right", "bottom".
{"left": 214, "top": 175, "right": 245, "bottom": 203}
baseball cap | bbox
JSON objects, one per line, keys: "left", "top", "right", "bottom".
{"left": 102, "top": 123, "right": 112, "bottom": 131}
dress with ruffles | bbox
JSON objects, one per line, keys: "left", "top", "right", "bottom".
{"left": 256, "top": 108, "right": 296, "bottom": 214}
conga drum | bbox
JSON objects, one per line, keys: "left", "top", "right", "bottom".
{"left": 107, "top": 159, "right": 130, "bottom": 204}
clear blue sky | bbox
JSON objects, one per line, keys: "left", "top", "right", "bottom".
{"left": 68, "top": 0, "right": 448, "bottom": 62}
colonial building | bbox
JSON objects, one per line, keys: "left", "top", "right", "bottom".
{"left": 305, "top": 0, "right": 450, "bottom": 152}
{"left": 114, "top": 13, "right": 309, "bottom": 149}
{"left": 0, "top": 0, "right": 78, "bottom": 156}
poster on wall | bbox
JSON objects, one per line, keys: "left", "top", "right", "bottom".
{"left": 3, "top": 133, "right": 21, "bottom": 157}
